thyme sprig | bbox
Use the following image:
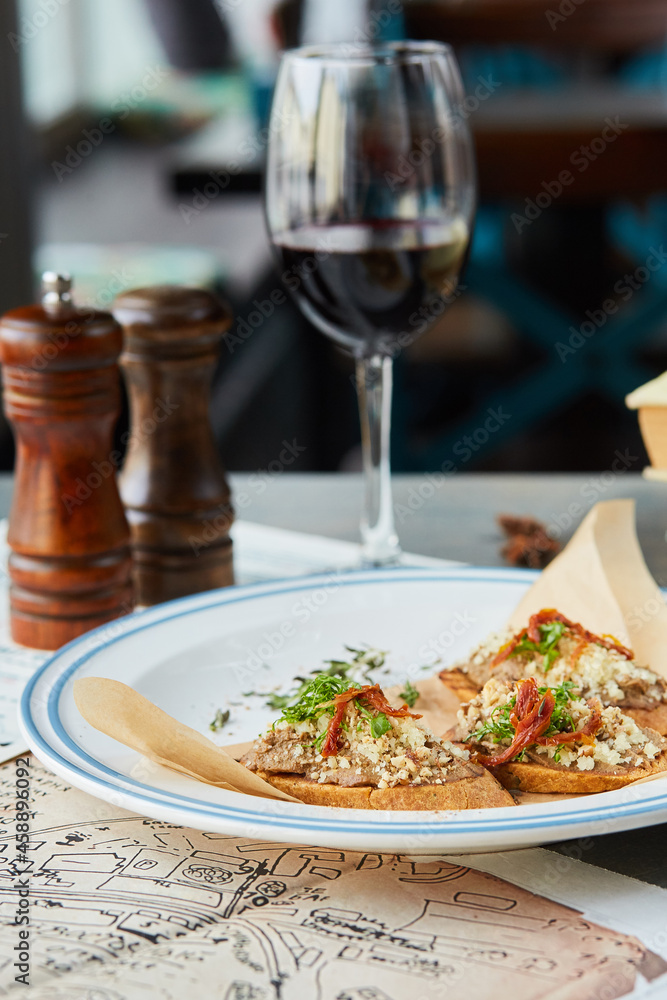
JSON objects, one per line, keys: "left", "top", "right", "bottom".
{"left": 398, "top": 679, "right": 419, "bottom": 708}
{"left": 209, "top": 708, "right": 230, "bottom": 732}
{"left": 257, "top": 645, "right": 387, "bottom": 713}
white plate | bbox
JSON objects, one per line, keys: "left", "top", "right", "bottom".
{"left": 19, "top": 567, "right": 667, "bottom": 854}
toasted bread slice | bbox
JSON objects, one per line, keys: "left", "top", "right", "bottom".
{"left": 254, "top": 765, "right": 514, "bottom": 810}
{"left": 626, "top": 703, "right": 667, "bottom": 736}
{"left": 489, "top": 750, "right": 667, "bottom": 794}
{"left": 242, "top": 675, "right": 516, "bottom": 811}
{"left": 439, "top": 667, "right": 481, "bottom": 702}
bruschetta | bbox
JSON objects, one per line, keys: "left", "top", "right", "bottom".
{"left": 440, "top": 609, "right": 667, "bottom": 735}
{"left": 241, "top": 674, "right": 513, "bottom": 810}
{"left": 452, "top": 674, "right": 667, "bottom": 794}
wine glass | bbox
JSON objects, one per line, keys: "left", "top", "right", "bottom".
{"left": 265, "top": 41, "right": 475, "bottom": 565}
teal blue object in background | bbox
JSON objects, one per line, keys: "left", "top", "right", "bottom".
{"left": 619, "top": 46, "right": 667, "bottom": 89}
{"left": 458, "top": 45, "right": 567, "bottom": 91}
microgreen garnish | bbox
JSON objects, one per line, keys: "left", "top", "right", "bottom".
{"left": 278, "top": 674, "right": 350, "bottom": 726}
{"left": 542, "top": 681, "right": 577, "bottom": 737}
{"left": 340, "top": 645, "right": 388, "bottom": 670}
{"left": 398, "top": 679, "right": 419, "bottom": 708}
{"left": 509, "top": 621, "right": 566, "bottom": 672}
{"left": 258, "top": 645, "right": 412, "bottom": 745}
{"left": 465, "top": 701, "right": 515, "bottom": 745}
{"left": 209, "top": 708, "right": 230, "bottom": 732}
{"left": 256, "top": 646, "right": 386, "bottom": 717}
{"left": 277, "top": 675, "right": 394, "bottom": 745}
{"left": 370, "top": 713, "right": 391, "bottom": 738}
{"left": 466, "top": 681, "right": 577, "bottom": 747}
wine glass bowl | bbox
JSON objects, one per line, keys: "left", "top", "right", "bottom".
{"left": 265, "top": 41, "right": 476, "bottom": 565}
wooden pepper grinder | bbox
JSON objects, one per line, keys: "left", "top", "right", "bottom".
{"left": 0, "top": 273, "right": 134, "bottom": 649}
{"left": 113, "top": 285, "right": 234, "bottom": 605}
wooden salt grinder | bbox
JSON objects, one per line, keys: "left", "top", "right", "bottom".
{"left": 113, "top": 286, "right": 234, "bottom": 605}
{"left": 0, "top": 273, "right": 134, "bottom": 649}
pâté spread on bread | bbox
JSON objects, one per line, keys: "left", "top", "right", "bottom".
{"left": 440, "top": 608, "right": 667, "bottom": 734}
{"left": 241, "top": 673, "right": 513, "bottom": 809}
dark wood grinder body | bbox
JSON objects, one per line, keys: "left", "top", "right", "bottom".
{"left": 113, "top": 286, "right": 234, "bottom": 605}
{"left": 0, "top": 274, "right": 134, "bottom": 649}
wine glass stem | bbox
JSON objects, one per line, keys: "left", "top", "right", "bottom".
{"left": 355, "top": 354, "right": 401, "bottom": 566}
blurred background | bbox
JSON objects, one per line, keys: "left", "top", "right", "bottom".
{"left": 2, "top": 0, "right": 667, "bottom": 476}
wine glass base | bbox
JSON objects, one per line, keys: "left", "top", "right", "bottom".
{"left": 360, "top": 542, "right": 403, "bottom": 569}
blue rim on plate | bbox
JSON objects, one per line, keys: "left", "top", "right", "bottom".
{"left": 19, "top": 567, "right": 667, "bottom": 847}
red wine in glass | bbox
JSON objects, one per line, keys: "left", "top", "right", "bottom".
{"left": 273, "top": 218, "right": 469, "bottom": 355}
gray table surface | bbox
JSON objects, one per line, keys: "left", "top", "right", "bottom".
{"left": 226, "top": 471, "right": 667, "bottom": 582}
{"left": 3, "top": 470, "right": 666, "bottom": 573}
{"left": 3, "top": 471, "right": 667, "bottom": 889}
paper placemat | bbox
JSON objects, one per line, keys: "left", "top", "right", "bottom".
{"left": 0, "top": 756, "right": 665, "bottom": 998}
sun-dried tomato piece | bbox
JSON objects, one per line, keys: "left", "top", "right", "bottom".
{"left": 318, "top": 683, "right": 422, "bottom": 758}
{"left": 491, "top": 634, "right": 526, "bottom": 668}
{"left": 569, "top": 637, "right": 588, "bottom": 669}
{"left": 497, "top": 514, "right": 560, "bottom": 569}
{"left": 319, "top": 685, "right": 370, "bottom": 758}
{"left": 357, "top": 684, "right": 422, "bottom": 720}
{"left": 526, "top": 609, "right": 633, "bottom": 659}
{"left": 331, "top": 685, "right": 373, "bottom": 706}
{"left": 320, "top": 702, "right": 348, "bottom": 757}
{"left": 476, "top": 678, "right": 555, "bottom": 766}
{"left": 475, "top": 679, "right": 604, "bottom": 767}
{"left": 491, "top": 609, "right": 633, "bottom": 669}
